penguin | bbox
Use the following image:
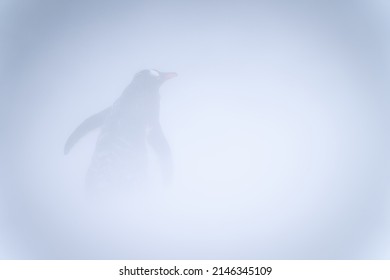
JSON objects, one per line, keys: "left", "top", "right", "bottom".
{"left": 64, "top": 69, "right": 177, "bottom": 191}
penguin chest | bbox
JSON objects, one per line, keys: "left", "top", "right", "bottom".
{"left": 87, "top": 95, "right": 159, "bottom": 189}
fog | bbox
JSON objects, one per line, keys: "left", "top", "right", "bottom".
{"left": 1, "top": 0, "right": 390, "bottom": 259}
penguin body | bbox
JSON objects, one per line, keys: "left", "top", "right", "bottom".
{"left": 65, "top": 69, "right": 176, "bottom": 191}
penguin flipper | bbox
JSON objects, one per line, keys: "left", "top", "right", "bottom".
{"left": 147, "top": 123, "right": 173, "bottom": 186}
{"left": 64, "top": 107, "right": 111, "bottom": 155}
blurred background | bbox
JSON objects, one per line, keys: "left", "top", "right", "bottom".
{"left": 0, "top": 0, "right": 390, "bottom": 259}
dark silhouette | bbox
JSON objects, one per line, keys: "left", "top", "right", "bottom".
{"left": 64, "top": 69, "right": 177, "bottom": 191}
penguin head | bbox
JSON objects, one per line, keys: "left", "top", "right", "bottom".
{"left": 132, "top": 69, "right": 177, "bottom": 88}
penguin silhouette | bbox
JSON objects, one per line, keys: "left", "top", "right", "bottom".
{"left": 64, "top": 69, "right": 177, "bottom": 191}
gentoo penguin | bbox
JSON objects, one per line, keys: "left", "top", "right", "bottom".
{"left": 64, "top": 69, "right": 177, "bottom": 191}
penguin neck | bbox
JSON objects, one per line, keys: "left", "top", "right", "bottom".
{"left": 131, "top": 82, "right": 160, "bottom": 95}
{"left": 119, "top": 83, "right": 160, "bottom": 102}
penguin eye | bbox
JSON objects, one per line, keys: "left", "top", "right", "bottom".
{"left": 149, "top": 70, "right": 159, "bottom": 77}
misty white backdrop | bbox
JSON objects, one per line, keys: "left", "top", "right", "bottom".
{"left": 1, "top": 0, "right": 390, "bottom": 259}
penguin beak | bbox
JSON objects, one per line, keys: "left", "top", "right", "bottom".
{"left": 160, "top": 72, "right": 178, "bottom": 81}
